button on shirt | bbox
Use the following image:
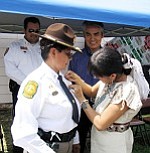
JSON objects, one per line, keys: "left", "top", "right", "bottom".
{"left": 11, "top": 62, "right": 81, "bottom": 153}
{"left": 4, "top": 38, "right": 43, "bottom": 85}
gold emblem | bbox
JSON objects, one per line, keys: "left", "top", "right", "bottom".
{"left": 23, "top": 81, "right": 38, "bottom": 99}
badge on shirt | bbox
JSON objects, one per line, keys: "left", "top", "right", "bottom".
{"left": 23, "top": 81, "right": 38, "bottom": 99}
{"left": 49, "top": 84, "right": 58, "bottom": 96}
{"left": 20, "top": 46, "right": 28, "bottom": 53}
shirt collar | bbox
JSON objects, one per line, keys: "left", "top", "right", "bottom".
{"left": 23, "top": 37, "right": 40, "bottom": 47}
{"left": 41, "top": 62, "right": 58, "bottom": 80}
{"left": 84, "top": 45, "right": 102, "bottom": 56}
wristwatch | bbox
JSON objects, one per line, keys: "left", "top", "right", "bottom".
{"left": 81, "top": 100, "right": 89, "bottom": 109}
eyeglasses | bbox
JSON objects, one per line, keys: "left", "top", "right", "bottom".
{"left": 63, "top": 50, "right": 76, "bottom": 58}
{"left": 56, "top": 47, "right": 76, "bottom": 58}
{"left": 28, "top": 29, "right": 40, "bottom": 33}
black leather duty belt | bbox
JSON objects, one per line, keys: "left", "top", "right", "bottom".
{"left": 38, "top": 128, "right": 76, "bottom": 143}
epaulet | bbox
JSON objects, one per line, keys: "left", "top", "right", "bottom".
{"left": 4, "top": 48, "right": 9, "bottom": 56}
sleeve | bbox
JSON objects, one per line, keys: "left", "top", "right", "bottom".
{"left": 4, "top": 42, "right": 26, "bottom": 85}
{"left": 131, "top": 58, "right": 149, "bottom": 100}
{"left": 11, "top": 79, "right": 55, "bottom": 153}
{"left": 110, "top": 82, "right": 142, "bottom": 111}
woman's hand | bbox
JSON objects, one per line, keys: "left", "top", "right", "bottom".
{"left": 66, "top": 70, "right": 99, "bottom": 97}
{"left": 65, "top": 70, "right": 84, "bottom": 85}
{"left": 69, "top": 84, "right": 86, "bottom": 103}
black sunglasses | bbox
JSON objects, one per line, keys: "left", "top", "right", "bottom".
{"left": 28, "top": 29, "right": 40, "bottom": 33}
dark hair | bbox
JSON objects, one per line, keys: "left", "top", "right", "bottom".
{"left": 82, "top": 20, "right": 104, "bottom": 35}
{"left": 24, "top": 17, "right": 40, "bottom": 30}
{"left": 88, "top": 47, "right": 124, "bottom": 77}
{"left": 82, "top": 21, "right": 104, "bottom": 28}
{"left": 40, "top": 38, "right": 69, "bottom": 60}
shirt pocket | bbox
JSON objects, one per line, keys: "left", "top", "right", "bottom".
{"left": 41, "top": 91, "right": 72, "bottom": 119}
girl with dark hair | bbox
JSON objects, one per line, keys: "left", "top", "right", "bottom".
{"left": 66, "top": 46, "right": 142, "bottom": 153}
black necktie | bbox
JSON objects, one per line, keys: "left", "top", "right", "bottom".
{"left": 58, "top": 75, "right": 79, "bottom": 124}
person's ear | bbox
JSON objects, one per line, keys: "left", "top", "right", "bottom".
{"left": 110, "top": 73, "right": 117, "bottom": 82}
{"left": 51, "top": 47, "right": 57, "bottom": 56}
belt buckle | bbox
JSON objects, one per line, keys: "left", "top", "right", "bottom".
{"left": 107, "top": 125, "right": 117, "bottom": 132}
{"left": 50, "top": 131, "right": 61, "bottom": 142}
{"left": 117, "top": 125, "right": 127, "bottom": 132}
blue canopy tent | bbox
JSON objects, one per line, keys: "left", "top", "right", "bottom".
{"left": 0, "top": 0, "right": 150, "bottom": 36}
{"left": 0, "top": 0, "right": 149, "bottom": 89}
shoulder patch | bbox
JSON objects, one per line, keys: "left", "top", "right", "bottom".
{"left": 23, "top": 81, "right": 38, "bottom": 99}
{"left": 4, "top": 48, "right": 9, "bottom": 56}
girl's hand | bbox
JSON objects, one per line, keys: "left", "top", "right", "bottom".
{"left": 65, "top": 70, "right": 84, "bottom": 85}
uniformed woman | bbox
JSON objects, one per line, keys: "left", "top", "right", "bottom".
{"left": 11, "top": 23, "right": 82, "bottom": 153}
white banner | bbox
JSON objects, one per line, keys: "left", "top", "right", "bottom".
{"left": 105, "top": 36, "right": 150, "bottom": 65}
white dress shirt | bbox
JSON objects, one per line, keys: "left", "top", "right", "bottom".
{"left": 4, "top": 38, "right": 43, "bottom": 85}
{"left": 11, "top": 62, "right": 81, "bottom": 153}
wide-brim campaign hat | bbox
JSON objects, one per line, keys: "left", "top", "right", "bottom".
{"left": 33, "top": 23, "right": 82, "bottom": 52}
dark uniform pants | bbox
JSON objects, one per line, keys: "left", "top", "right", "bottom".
{"left": 78, "top": 110, "right": 92, "bottom": 153}
{"left": 9, "top": 79, "right": 23, "bottom": 153}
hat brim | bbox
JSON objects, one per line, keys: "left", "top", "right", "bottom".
{"left": 32, "top": 32, "right": 82, "bottom": 52}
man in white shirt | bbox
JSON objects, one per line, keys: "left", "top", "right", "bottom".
{"left": 4, "top": 16, "right": 42, "bottom": 153}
